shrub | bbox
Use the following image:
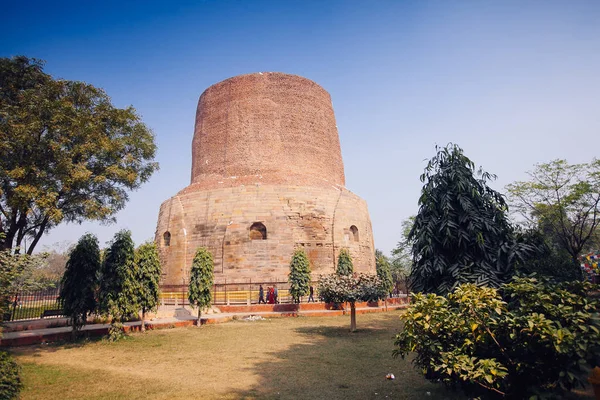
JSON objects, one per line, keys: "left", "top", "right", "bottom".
{"left": 0, "top": 351, "right": 22, "bottom": 400}
{"left": 393, "top": 278, "right": 600, "bottom": 398}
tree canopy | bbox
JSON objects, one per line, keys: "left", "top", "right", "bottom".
{"left": 0, "top": 56, "right": 158, "bottom": 254}
{"left": 506, "top": 159, "right": 600, "bottom": 263}
{"left": 288, "top": 249, "right": 311, "bottom": 303}
{"left": 409, "top": 144, "right": 531, "bottom": 295}
{"left": 318, "top": 273, "right": 386, "bottom": 331}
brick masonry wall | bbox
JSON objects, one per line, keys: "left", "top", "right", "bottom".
{"left": 155, "top": 184, "right": 375, "bottom": 285}
{"left": 190, "top": 72, "right": 345, "bottom": 190}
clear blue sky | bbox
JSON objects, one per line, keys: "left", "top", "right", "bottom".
{"left": 2, "top": 0, "right": 600, "bottom": 255}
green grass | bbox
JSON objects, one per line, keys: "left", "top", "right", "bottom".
{"left": 9, "top": 312, "right": 594, "bottom": 399}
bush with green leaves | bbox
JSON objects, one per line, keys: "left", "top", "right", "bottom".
{"left": 188, "top": 247, "right": 214, "bottom": 324}
{"left": 318, "top": 273, "right": 387, "bottom": 332}
{"left": 393, "top": 278, "right": 600, "bottom": 398}
{"left": 0, "top": 351, "right": 22, "bottom": 400}
{"left": 288, "top": 249, "right": 311, "bottom": 303}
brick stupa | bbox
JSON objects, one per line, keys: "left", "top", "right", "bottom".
{"left": 155, "top": 73, "right": 375, "bottom": 285}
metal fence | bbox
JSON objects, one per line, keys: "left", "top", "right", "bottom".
{"left": 160, "top": 278, "right": 303, "bottom": 306}
{"left": 5, "top": 287, "right": 62, "bottom": 321}
{"left": 5, "top": 278, "right": 411, "bottom": 321}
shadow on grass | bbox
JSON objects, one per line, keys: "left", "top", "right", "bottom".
{"left": 229, "top": 314, "right": 464, "bottom": 400}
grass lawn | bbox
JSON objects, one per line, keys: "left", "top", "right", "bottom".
{"left": 10, "top": 311, "right": 465, "bottom": 400}
{"left": 9, "top": 311, "right": 595, "bottom": 400}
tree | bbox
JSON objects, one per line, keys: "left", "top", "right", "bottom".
{"left": 336, "top": 248, "right": 353, "bottom": 276}
{"left": 59, "top": 233, "right": 101, "bottom": 335}
{"left": 0, "top": 237, "right": 46, "bottom": 321}
{"left": 288, "top": 249, "right": 311, "bottom": 303}
{"left": 318, "top": 273, "right": 386, "bottom": 332}
{"left": 390, "top": 216, "right": 415, "bottom": 291}
{"left": 98, "top": 230, "right": 139, "bottom": 325}
{"left": 506, "top": 159, "right": 600, "bottom": 264}
{"left": 0, "top": 56, "right": 158, "bottom": 254}
{"left": 409, "top": 144, "right": 531, "bottom": 295}
{"left": 135, "top": 242, "right": 161, "bottom": 331}
{"left": 375, "top": 252, "right": 393, "bottom": 296}
{"left": 188, "top": 247, "right": 214, "bottom": 325}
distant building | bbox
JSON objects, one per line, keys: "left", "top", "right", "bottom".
{"left": 155, "top": 73, "right": 374, "bottom": 285}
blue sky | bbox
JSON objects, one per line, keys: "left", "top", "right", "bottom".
{"left": 2, "top": 0, "right": 600, "bottom": 255}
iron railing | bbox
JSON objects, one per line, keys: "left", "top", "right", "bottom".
{"left": 5, "top": 287, "right": 62, "bottom": 321}
{"left": 4, "top": 278, "right": 410, "bottom": 321}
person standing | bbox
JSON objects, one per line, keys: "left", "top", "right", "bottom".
{"left": 274, "top": 286, "right": 279, "bottom": 304}
{"left": 258, "top": 285, "right": 265, "bottom": 304}
{"left": 307, "top": 285, "right": 315, "bottom": 303}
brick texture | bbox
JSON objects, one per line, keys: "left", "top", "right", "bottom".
{"left": 155, "top": 73, "right": 375, "bottom": 285}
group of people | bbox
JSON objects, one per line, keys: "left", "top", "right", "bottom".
{"left": 257, "top": 284, "right": 315, "bottom": 304}
{"left": 258, "top": 285, "right": 279, "bottom": 304}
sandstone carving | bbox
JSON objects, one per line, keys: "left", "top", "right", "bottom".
{"left": 155, "top": 72, "right": 375, "bottom": 285}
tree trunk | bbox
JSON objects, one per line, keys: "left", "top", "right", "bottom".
{"left": 141, "top": 309, "right": 146, "bottom": 332}
{"left": 350, "top": 302, "right": 356, "bottom": 332}
{"left": 197, "top": 307, "right": 202, "bottom": 326}
{"left": 26, "top": 215, "right": 49, "bottom": 255}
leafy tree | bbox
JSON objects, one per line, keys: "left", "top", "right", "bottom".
{"left": 98, "top": 230, "right": 139, "bottom": 325}
{"left": 409, "top": 144, "right": 531, "bottom": 295}
{"left": 394, "top": 279, "right": 600, "bottom": 398}
{"left": 389, "top": 216, "right": 415, "bottom": 291}
{"left": 59, "top": 233, "right": 101, "bottom": 334}
{"left": 0, "top": 56, "right": 158, "bottom": 254}
{"left": 336, "top": 248, "right": 353, "bottom": 276}
{"left": 135, "top": 242, "right": 161, "bottom": 331}
{"left": 188, "top": 247, "right": 214, "bottom": 325}
{"left": 318, "top": 273, "right": 386, "bottom": 332}
{"left": 0, "top": 244, "right": 46, "bottom": 321}
{"left": 288, "top": 249, "right": 311, "bottom": 303}
{"left": 513, "top": 228, "right": 582, "bottom": 281}
{"left": 0, "top": 351, "right": 22, "bottom": 400}
{"left": 506, "top": 159, "right": 600, "bottom": 264}
{"left": 375, "top": 252, "right": 393, "bottom": 296}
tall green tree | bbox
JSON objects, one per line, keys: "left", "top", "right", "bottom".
{"left": 318, "top": 273, "right": 386, "bottom": 332}
{"left": 288, "top": 249, "right": 311, "bottom": 303}
{"left": 410, "top": 144, "right": 530, "bottom": 295}
{"left": 0, "top": 56, "right": 158, "bottom": 254}
{"left": 98, "top": 230, "right": 139, "bottom": 324}
{"left": 59, "top": 233, "right": 101, "bottom": 334}
{"left": 135, "top": 242, "right": 161, "bottom": 332}
{"left": 336, "top": 248, "right": 353, "bottom": 276}
{"left": 506, "top": 159, "right": 600, "bottom": 263}
{"left": 188, "top": 247, "right": 214, "bottom": 325}
{"left": 375, "top": 252, "right": 393, "bottom": 296}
